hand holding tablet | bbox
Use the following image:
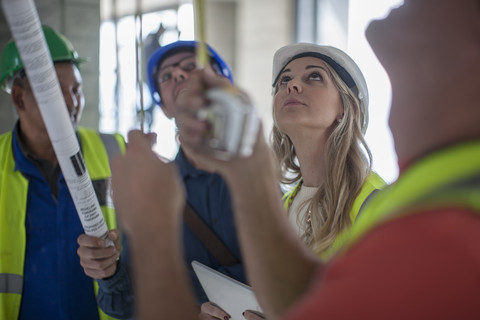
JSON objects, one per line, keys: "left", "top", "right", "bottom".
{"left": 192, "top": 260, "right": 262, "bottom": 320}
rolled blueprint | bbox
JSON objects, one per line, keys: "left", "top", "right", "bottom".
{"left": 2, "top": 0, "right": 112, "bottom": 244}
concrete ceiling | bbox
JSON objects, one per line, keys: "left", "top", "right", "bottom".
{"left": 101, "top": 0, "right": 180, "bottom": 19}
{"left": 101, "top": 0, "right": 235, "bottom": 20}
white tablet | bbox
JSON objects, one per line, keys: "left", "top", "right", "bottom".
{"left": 192, "top": 260, "right": 262, "bottom": 319}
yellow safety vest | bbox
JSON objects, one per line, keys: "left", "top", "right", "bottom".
{"left": 283, "top": 172, "right": 386, "bottom": 260}
{"left": 0, "top": 127, "right": 125, "bottom": 320}
{"left": 337, "top": 140, "right": 480, "bottom": 257}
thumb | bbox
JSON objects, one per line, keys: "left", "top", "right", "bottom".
{"left": 127, "top": 130, "right": 154, "bottom": 151}
{"left": 108, "top": 229, "right": 120, "bottom": 241}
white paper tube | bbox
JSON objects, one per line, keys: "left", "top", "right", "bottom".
{"left": 2, "top": 0, "right": 112, "bottom": 243}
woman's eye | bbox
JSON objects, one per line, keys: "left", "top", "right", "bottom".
{"left": 279, "top": 75, "right": 291, "bottom": 85}
{"left": 308, "top": 72, "right": 323, "bottom": 81}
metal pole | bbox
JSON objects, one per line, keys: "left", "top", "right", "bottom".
{"left": 135, "top": 0, "right": 144, "bottom": 132}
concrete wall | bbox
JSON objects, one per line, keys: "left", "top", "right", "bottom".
{"left": 205, "top": 0, "right": 236, "bottom": 75}
{"left": 0, "top": 0, "right": 100, "bottom": 134}
{"left": 316, "top": 0, "right": 349, "bottom": 48}
{"left": 235, "top": 0, "right": 294, "bottom": 135}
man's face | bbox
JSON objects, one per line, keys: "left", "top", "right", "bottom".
{"left": 156, "top": 51, "right": 197, "bottom": 119}
{"left": 13, "top": 62, "right": 84, "bottom": 137}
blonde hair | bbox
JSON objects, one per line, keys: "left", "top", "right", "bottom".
{"left": 272, "top": 62, "right": 372, "bottom": 254}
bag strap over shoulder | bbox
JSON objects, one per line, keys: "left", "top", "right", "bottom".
{"left": 183, "top": 203, "right": 239, "bottom": 266}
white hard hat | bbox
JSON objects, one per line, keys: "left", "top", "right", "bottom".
{"left": 272, "top": 43, "right": 369, "bottom": 134}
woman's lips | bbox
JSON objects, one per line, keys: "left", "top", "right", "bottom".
{"left": 283, "top": 98, "right": 305, "bottom": 107}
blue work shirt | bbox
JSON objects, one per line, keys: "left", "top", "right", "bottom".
{"left": 11, "top": 126, "right": 100, "bottom": 320}
{"left": 175, "top": 149, "right": 246, "bottom": 303}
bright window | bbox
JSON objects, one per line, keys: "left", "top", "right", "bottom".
{"left": 99, "top": 4, "right": 194, "bottom": 160}
{"left": 348, "top": 0, "right": 403, "bottom": 183}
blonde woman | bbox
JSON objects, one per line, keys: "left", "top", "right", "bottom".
{"left": 272, "top": 43, "right": 385, "bottom": 259}
{"left": 199, "top": 43, "right": 385, "bottom": 319}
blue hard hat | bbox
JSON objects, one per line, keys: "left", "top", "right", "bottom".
{"left": 147, "top": 40, "right": 233, "bottom": 106}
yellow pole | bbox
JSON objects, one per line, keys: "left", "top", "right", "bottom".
{"left": 193, "top": 0, "right": 208, "bottom": 69}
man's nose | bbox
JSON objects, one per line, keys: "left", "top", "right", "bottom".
{"left": 172, "top": 67, "right": 189, "bottom": 83}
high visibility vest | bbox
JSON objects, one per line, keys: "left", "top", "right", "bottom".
{"left": 0, "top": 127, "right": 125, "bottom": 320}
{"left": 337, "top": 140, "right": 480, "bottom": 257}
{"left": 283, "top": 172, "right": 386, "bottom": 260}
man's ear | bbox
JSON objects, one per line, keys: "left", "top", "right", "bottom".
{"left": 11, "top": 84, "right": 26, "bottom": 112}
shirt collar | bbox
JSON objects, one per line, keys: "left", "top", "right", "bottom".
{"left": 12, "top": 121, "right": 80, "bottom": 175}
{"left": 14, "top": 122, "right": 32, "bottom": 159}
{"left": 174, "top": 147, "right": 212, "bottom": 179}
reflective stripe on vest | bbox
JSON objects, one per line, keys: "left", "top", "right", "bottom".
{"left": 99, "top": 133, "right": 123, "bottom": 159}
{"left": 0, "top": 274, "right": 22, "bottom": 294}
{"left": 337, "top": 140, "right": 480, "bottom": 256}
{"left": 0, "top": 128, "right": 125, "bottom": 320}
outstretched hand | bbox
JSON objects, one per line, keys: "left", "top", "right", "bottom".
{"left": 175, "top": 68, "right": 278, "bottom": 184}
{"left": 174, "top": 67, "right": 232, "bottom": 153}
{"left": 110, "top": 130, "right": 185, "bottom": 237}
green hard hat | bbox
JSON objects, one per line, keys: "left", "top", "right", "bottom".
{"left": 0, "top": 25, "right": 86, "bottom": 92}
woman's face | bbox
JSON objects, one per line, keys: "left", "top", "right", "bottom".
{"left": 273, "top": 56, "right": 343, "bottom": 137}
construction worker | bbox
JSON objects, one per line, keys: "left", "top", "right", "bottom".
{"left": 0, "top": 25, "right": 124, "bottom": 320}
{"left": 146, "top": 41, "right": 246, "bottom": 303}
{"left": 94, "top": 41, "right": 246, "bottom": 318}
{"left": 108, "top": 0, "right": 480, "bottom": 318}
